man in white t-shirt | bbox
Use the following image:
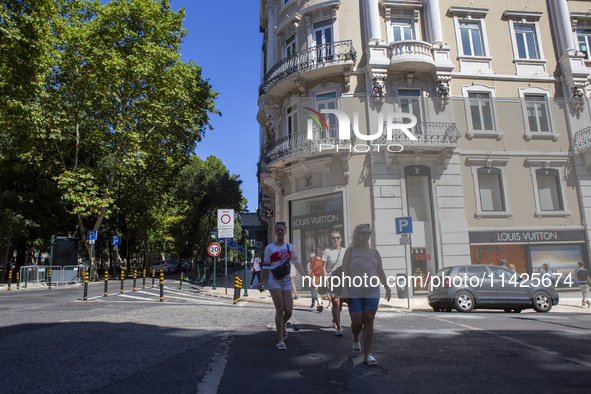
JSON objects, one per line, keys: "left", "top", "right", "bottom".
{"left": 322, "top": 230, "right": 345, "bottom": 337}
{"left": 249, "top": 251, "right": 261, "bottom": 287}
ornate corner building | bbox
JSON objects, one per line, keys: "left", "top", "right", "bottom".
{"left": 257, "top": 0, "right": 591, "bottom": 293}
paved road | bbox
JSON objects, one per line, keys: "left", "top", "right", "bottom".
{"left": 1, "top": 280, "right": 590, "bottom": 393}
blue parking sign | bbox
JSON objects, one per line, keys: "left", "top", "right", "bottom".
{"left": 395, "top": 217, "right": 413, "bottom": 234}
{"left": 87, "top": 230, "right": 97, "bottom": 241}
{"left": 112, "top": 236, "right": 121, "bottom": 245}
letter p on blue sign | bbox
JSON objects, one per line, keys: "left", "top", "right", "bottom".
{"left": 395, "top": 217, "right": 413, "bottom": 234}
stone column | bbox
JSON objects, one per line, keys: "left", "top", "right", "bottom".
{"left": 364, "top": 0, "right": 382, "bottom": 42}
{"left": 266, "top": 1, "right": 278, "bottom": 73}
{"left": 425, "top": 0, "right": 443, "bottom": 45}
{"left": 553, "top": 0, "right": 575, "bottom": 54}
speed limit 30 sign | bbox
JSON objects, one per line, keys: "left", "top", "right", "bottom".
{"left": 208, "top": 242, "right": 221, "bottom": 257}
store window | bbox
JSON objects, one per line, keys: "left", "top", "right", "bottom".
{"left": 290, "top": 193, "right": 344, "bottom": 273}
{"left": 530, "top": 244, "right": 584, "bottom": 289}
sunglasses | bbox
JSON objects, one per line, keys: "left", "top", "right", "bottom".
{"left": 331, "top": 236, "right": 341, "bottom": 240}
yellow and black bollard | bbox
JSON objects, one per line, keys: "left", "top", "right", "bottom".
{"left": 179, "top": 272, "right": 183, "bottom": 289}
{"left": 159, "top": 270, "right": 164, "bottom": 302}
{"left": 142, "top": 269, "right": 146, "bottom": 289}
{"left": 152, "top": 269, "right": 155, "bottom": 288}
{"left": 7, "top": 271, "right": 12, "bottom": 291}
{"left": 104, "top": 270, "right": 108, "bottom": 297}
{"left": 233, "top": 276, "right": 242, "bottom": 304}
{"left": 48, "top": 269, "right": 52, "bottom": 289}
{"left": 16, "top": 272, "right": 20, "bottom": 290}
{"left": 83, "top": 269, "right": 89, "bottom": 301}
{"left": 120, "top": 269, "right": 124, "bottom": 293}
{"left": 133, "top": 269, "right": 137, "bottom": 291}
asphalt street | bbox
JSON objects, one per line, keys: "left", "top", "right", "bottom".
{"left": 1, "top": 279, "right": 590, "bottom": 393}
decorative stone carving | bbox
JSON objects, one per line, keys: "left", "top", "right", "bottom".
{"left": 572, "top": 82, "right": 588, "bottom": 112}
{"left": 293, "top": 76, "right": 306, "bottom": 94}
{"left": 371, "top": 73, "right": 387, "bottom": 97}
{"left": 265, "top": 115, "right": 276, "bottom": 142}
{"left": 435, "top": 75, "right": 451, "bottom": 98}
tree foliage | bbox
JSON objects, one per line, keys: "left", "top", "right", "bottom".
{"left": 0, "top": 0, "right": 243, "bottom": 278}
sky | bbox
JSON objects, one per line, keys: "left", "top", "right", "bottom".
{"left": 170, "top": 0, "right": 262, "bottom": 212}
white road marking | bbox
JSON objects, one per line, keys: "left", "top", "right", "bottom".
{"left": 197, "top": 335, "right": 233, "bottom": 394}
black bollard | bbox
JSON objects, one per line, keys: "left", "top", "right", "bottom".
{"left": 104, "top": 270, "right": 108, "bottom": 297}
{"left": 133, "top": 269, "right": 137, "bottom": 291}
{"left": 142, "top": 269, "right": 146, "bottom": 289}
{"left": 7, "top": 271, "right": 12, "bottom": 291}
{"left": 120, "top": 269, "right": 124, "bottom": 293}
{"left": 159, "top": 270, "right": 164, "bottom": 302}
{"left": 233, "top": 276, "right": 242, "bottom": 304}
{"left": 83, "top": 269, "right": 89, "bottom": 301}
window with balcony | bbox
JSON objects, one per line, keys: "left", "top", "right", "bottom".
{"left": 577, "top": 29, "right": 591, "bottom": 59}
{"left": 285, "top": 34, "right": 296, "bottom": 58}
{"left": 286, "top": 104, "right": 297, "bottom": 138}
{"left": 313, "top": 19, "right": 333, "bottom": 62}
{"left": 316, "top": 91, "right": 338, "bottom": 138}
{"left": 391, "top": 18, "right": 413, "bottom": 42}
{"left": 398, "top": 89, "right": 422, "bottom": 134}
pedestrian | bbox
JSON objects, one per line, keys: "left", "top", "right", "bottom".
{"left": 342, "top": 224, "right": 391, "bottom": 366}
{"left": 575, "top": 261, "right": 591, "bottom": 308}
{"left": 323, "top": 230, "right": 345, "bottom": 336}
{"left": 249, "top": 251, "right": 261, "bottom": 287}
{"left": 508, "top": 264, "right": 516, "bottom": 272}
{"left": 309, "top": 245, "right": 325, "bottom": 310}
{"left": 499, "top": 258, "right": 506, "bottom": 267}
{"left": 258, "top": 222, "right": 305, "bottom": 350}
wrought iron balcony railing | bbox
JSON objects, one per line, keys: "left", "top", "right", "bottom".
{"left": 373, "top": 122, "right": 460, "bottom": 145}
{"left": 259, "top": 40, "right": 357, "bottom": 95}
{"left": 574, "top": 126, "right": 591, "bottom": 152}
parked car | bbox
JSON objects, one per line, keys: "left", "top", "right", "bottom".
{"left": 179, "top": 259, "right": 191, "bottom": 272}
{"left": 151, "top": 261, "right": 168, "bottom": 274}
{"left": 427, "top": 264, "right": 559, "bottom": 313}
{"left": 164, "top": 260, "right": 180, "bottom": 273}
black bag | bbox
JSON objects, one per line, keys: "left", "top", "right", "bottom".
{"left": 271, "top": 244, "right": 291, "bottom": 280}
{"left": 328, "top": 266, "right": 343, "bottom": 296}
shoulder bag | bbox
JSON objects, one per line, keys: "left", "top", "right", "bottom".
{"left": 271, "top": 244, "right": 291, "bottom": 280}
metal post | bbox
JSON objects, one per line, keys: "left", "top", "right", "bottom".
{"left": 16, "top": 272, "right": 20, "bottom": 289}
{"left": 212, "top": 257, "right": 217, "bottom": 290}
{"left": 8, "top": 271, "right": 12, "bottom": 291}
{"left": 104, "top": 270, "right": 108, "bottom": 297}
{"left": 83, "top": 269, "right": 89, "bottom": 301}
{"left": 179, "top": 272, "right": 183, "bottom": 289}
{"left": 48, "top": 269, "right": 52, "bottom": 289}
{"left": 152, "top": 269, "right": 155, "bottom": 288}
{"left": 244, "top": 236, "right": 248, "bottom": 297}
{"left": 120, "top": 269, "right": 124, "bottom": 293}
{"left": 405, "top": 235, "right": 411, "bottom": 310}
{"left": 159, "top": 270, "right": 164, "bottom": 302}
{"left": 233, "top": 275, "right": 242, "bottom": 304}
{"left": 142, "top": 269, "right": 146, "bottom": 289}
{"left": 133, "top": 269, "right": 137, "bottom": 291}
{"left": 224, "top": 239, "right": 228, "bottom": 295}
{"left": 24, "top": 268, "right": 28, "bottom": 288}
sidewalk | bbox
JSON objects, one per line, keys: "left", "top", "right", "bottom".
{"left": 196, "top": 280, "right": 590, "bottom": 313}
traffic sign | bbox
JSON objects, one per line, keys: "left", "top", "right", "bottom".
{"left": 395, "top": 217, "right": 413, "bottom": 234}
{"left": 208, "top": 242, "right": 221, "bottom": 257}
{"left": 87, "top": 230, "right": 97, "bottom": 241}
{"left": 217, "top": 209, "right": 235, "bottom": 229}
{"left": 218, "top": 228, "right": 233, "bottom": 239}
{"left": 112, "top": 236, "right": 121, "bottom": 245}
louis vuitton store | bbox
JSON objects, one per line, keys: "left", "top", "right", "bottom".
{"left": 289, "top": 192, "right": 345, "bottom": 272}
{"left": 469, "top": 229, "right": 588, "bottom": 289}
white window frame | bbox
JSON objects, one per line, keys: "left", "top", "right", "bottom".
{"left": 462, "top": 85, "right": 502, "bottom": 139}
{"left": 504, "top": 10, "right": 547, "bottom": 77}
{"left": 285, "top": 34, "right": 297, "bottom": 59}
{"left": 519, "top": 87, "right": 557, "bottom": 141}
{"left": 315, "top": 90, "right": 339, "bottom": 138}
{"left": 385, "top": 8, "right": 420, "bottom": 44}
{"left": 526, "top": 158, "right": 571, "bottom": 218}
{"left": 449, "top": 6, "right": 492, "bottom": 75}
{"left": 577, "top": 28, "right": 591, "bottom": 60}
{"left": 285, "top": 102, "right": 298, "bottom": 139}
{"left": 467, "top": 157, "right": 512, "bottom": 219}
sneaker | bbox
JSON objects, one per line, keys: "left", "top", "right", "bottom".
{"left": 335, "top": 329, "right": 343, "bottom": 336}
{"left": 317, "top": 305, "right": 323, "bottom": 313}
{"left": 586, "top": 300, "right": 591, "bottom": 307}
{"left": 276, "top": 342, "right": 287, "bottom": 350}
{"left": 310, "top": 304, "right": 315, "bottom": 308}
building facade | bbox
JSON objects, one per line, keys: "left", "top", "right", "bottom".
{"left": 257, "top": 0, "right": 591, "bottom": 293}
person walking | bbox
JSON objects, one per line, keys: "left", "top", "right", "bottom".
{"left": 258, "top": 222, "right": 305, "bottom": 350}
{"left": 249, "top": 251, "right": 262, "bottom": 287}
{"left": 342, "top": 224, "right": 391, "bottom": 366}
{"left": 323, "top": 230, "right": 345, "bottom": 336}
{"left": 575, "top": 261, "right": 591, "bottom": 308}
{"left": 309, "top": 246, "right": 325, "bottom": 310}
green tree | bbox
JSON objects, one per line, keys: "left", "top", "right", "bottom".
{"left": 41, "top": 0, "right": 218, "bottom": 278}
{"left": 173, "top": 156, "right": 245, "bottom": 261}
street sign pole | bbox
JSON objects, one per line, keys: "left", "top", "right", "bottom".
{"left": 225, "top": 239, "right": 228, "bottom": 295}
{"left": 244, "top": 235, "right": 248, "bottom": 297}
{"left": 405, "top": 236, "right": 411, "bottom": 310}
{"left": 213, "top": 257, "right": 217, "bottom": 290}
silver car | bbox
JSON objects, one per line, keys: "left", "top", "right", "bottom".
{"left": 427, "top": 264, "right": 559, "bottom": 313}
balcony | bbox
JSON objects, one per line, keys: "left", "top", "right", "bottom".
{"left": 259, "top": 40, "right": 356, "bottom": 96}
{"left": 389, "top": 40, "right": 435, "bottom": 72}
{"left": 574, "top": 126, "right": 591, "bottom": 169}
{"left": 373, "top": 122, "right": 460, "bottom": 149}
